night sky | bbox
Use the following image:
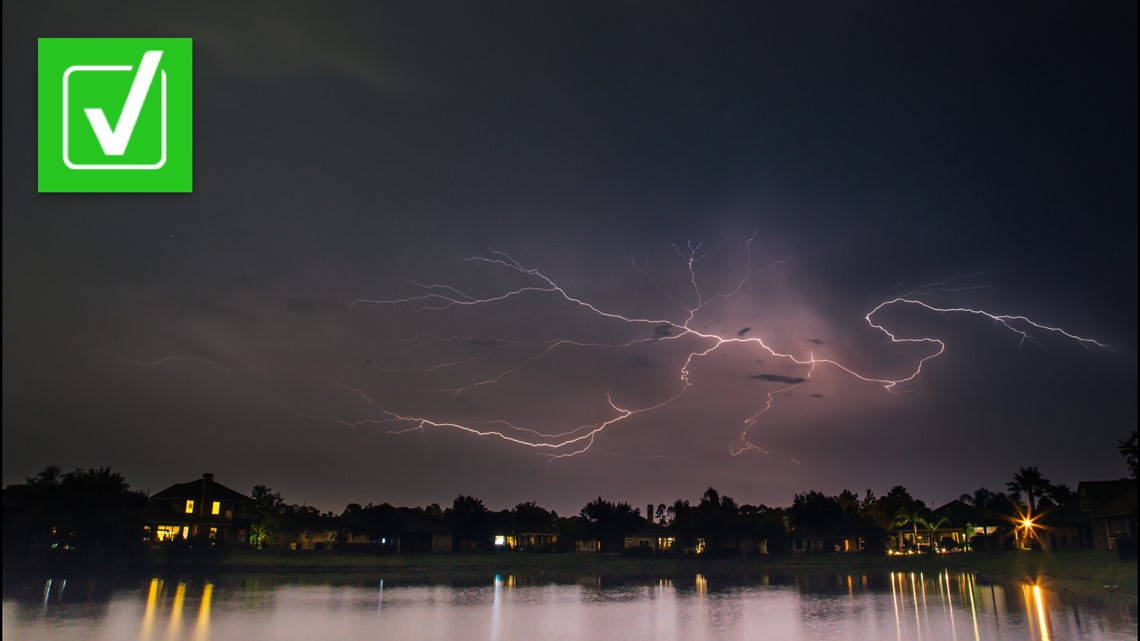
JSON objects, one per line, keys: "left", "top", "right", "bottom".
{"left": 3, "top": 1, "right": 1136, "bottom": 516}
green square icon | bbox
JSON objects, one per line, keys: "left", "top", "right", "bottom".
{"left": 38, "top": 38, "right": 192, "bottom": 193}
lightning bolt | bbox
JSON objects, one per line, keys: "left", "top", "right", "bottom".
{"left": 307, "top": 233, "right": 1106, "bottom": 462}
{"left": 110, "top": 354, "right": 220, "bottom": 367}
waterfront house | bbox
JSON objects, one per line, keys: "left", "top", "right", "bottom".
{"left": 1066, "top": 479, "right": 1138, "bottom": 551}
{"left": 143, "top": 473, "right": 255, "bottom": 544}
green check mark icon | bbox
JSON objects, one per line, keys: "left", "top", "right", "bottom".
{"left": 85, "top": 50, "right": 162, "bottom": 156}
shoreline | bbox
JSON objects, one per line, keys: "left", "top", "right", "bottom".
{"left": 5, "top": 549, "right": 1134, "bottom": 603}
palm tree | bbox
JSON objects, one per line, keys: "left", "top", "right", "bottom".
{"left": 1045, "top": 483, "right": 1074, "bottom": 505}
{"left": 960, "top": 487, "right": 997, "bottom": 551}
{"left": 917, "top": 516, "right": 950, "bottom": 552}
{"left": 892, "top": 507, "right": 925, "bottom": 551}
{"left": 1007, "top": 466, "right": 1050, "bottom": 514}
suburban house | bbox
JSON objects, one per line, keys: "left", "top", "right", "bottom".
{"left": 1066, "top": 479, "right": 1138, "bottom": 551}
{"left": 792, "top": 525, "right": 864, "bottom": 554}
{"left": 623, "top": 519, "right": 675, "bottom": 554}
{"left": 575, "top": 538, "right": 602, "bottom": 553}
{"left": 892, "top": 500, "right": 999, "bottom": 552}
{"left": 495, "top": 532, "right": 560, "bottom": 551}
{"left": 387, "top": 508, "right": 452, "bottom": 553}
{"left": 792, "top": 508, "right": 869, "bottom": 554}
{"left": 143, "top": 473, "right": 255, "bottom": 544}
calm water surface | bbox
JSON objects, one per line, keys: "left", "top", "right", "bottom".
{"left": 3, "top": 570, "right": 1136, "bottom": 640}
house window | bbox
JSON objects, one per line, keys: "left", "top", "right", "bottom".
{"left": 209, "top": 527, "right": 218, "bottom": 540}
{"left": 212, "top": 501, "right": 221, "bottom": 515}
{"left": 155, "top": 525, "right": 184, "bottom": 541}
{"left": 185, "top": 500, "right": 195, "bottom": 514}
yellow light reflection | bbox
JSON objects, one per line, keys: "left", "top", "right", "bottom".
{"left": 943, "top": 571, "right": 957, "bottom": 641}
{"left": 193, "top": 583, "right": 213, "bottom": 641}
{"left": 1032, "top": 585, "right": 1052, "bottom": 641}
{"left": 890, "top": 572, "right": 902, "bottom": 641}
{"left": 910, "top": 572, "right": 921, "bottom": 633}
{"left": 966, "top": 574, "right": 980, "bottom": 641}
{"left": 1022, "top": 584, "right": 1037, "bottom": 639}
{"left": 167, "top": 582, "right": 186, "bottom": 641}
{"left": 141, "top": 578, "right": 162, "bottom": 641}
{"left": 695, "top": 573, "right": 707, "bottom": 596}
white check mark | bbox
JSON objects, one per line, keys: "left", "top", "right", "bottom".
{"left": 85, "top": 50, "right": 163, "bottom": 156}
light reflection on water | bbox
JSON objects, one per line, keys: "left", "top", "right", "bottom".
{"left": 2, "top": 570, "right": 1135, "bottom": 641}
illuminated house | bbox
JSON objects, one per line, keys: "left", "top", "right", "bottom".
{"left": 622, "top": 519, "right": 675, "bottom": 554}
{"left": 494, "top": 532, "right": 559, "bottom": 552}
{"left": 143, "top": 473, "right": 255, "bottom": 544}
{"left": 890, "top": 500, "right": 999, "bottom": 552}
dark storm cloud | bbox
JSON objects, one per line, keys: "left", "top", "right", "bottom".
{"left": 2, "top": 1, "right": 1135, "bottom": 517}
{"left": 464, "top": 338, "right": 504, "bottom": 349}
{"left": 624, "top": 355, "right": 663, "bottom": 368}
{"left": 173, "top": 297, "right": 242, "bottom": 320}
{"left": 284, "top": 298, "right": 346, "bottom": 315}
{"left": 748, "top": 374, "right": 808, "bottom": 384}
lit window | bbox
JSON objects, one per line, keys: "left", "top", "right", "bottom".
{"left": 211, "top": 501, "right": 220, "bottom": 515}
{"left": 185, "top": 500, "right": 195, "bottom": 514}
{"left": 209, "top": 527, "right": 218, "bottom": 540}
{"left": 155, "top": 525, "right": 181, "bottom": 541}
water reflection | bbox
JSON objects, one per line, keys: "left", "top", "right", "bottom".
{"left": 120, "top": 579, "right": 216, "bottom": 641}
{"left": 2, "top": 570, "right": 1134, "bottom": 641}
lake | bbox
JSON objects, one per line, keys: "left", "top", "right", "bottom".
{"left": 3, "top": 569, "right": 1136, "bottom": 640}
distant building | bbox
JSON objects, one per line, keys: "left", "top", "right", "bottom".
{"left": 388, "top": 509, "right": 452, "bottom": 553}
{"left": 792, "top": 527, "right": 863, "bottom": 554}
{"left": 143, "top": 473, "right": 255, "bottom": 544}
{"left": 1067, "top": 480, "right": 1138, "bottom": 551}
{"left": 574, "top": 538, "right": 602, "bottom": 553}
{"left": 623, "top": 519, "right": 675, "bottom": 554}
{"left": 494, "top": 532, "right": 560, "bottom": 552}
{"left": 891, "top": 500, "right": 999, "bottom": 553}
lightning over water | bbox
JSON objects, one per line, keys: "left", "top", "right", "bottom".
{"left": 303, "top": 234, "right": 1108, "bottom": 462}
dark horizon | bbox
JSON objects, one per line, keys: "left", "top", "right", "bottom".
{"left": 3, "top": 2, "right": 1136, "bottom": 519}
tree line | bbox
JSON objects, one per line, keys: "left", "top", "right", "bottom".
{"left": 3, "top": 430, "right": 1134, "bottom": 566}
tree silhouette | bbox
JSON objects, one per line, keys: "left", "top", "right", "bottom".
{"left": 892, "top": 506, "right": 927, "bottom": 551}
{"left": 1007, "top": 466, "right": 1050, "bottom": 514}
{"left": 3, "top": 466, "right": 147, "bottom": 567}
{"left": 917, "top": 516, "right": 950, "bottom": 551}
{"left": 1044, "top": 483, "right": 1074, "bottom": 505}
{"left": 1120, "top": 430, "right": 1138, "bottom": 478}
{"left": 513, "top": 501, "right": 557, "bottom": 533}
{"left": 448, "top": 495, "right": 492, "bottom": 552}
{"left": 870, "top": 486, "right": 924, "bottom": 532}
{"left": 959, "top": 487, "right": 1000, "bottom": 551}
{"left": 580, "top": 497, "right": 641, "bottom": 552}
{"left": 249, "top": 485, "right": 285, "bottom": 549}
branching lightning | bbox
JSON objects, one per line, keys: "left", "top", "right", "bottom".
{"left": 307, "top": 232, "right": 1107, "bottom": 462}
{"left": 110, "top": 354, "right": 220, "bottom": 367}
